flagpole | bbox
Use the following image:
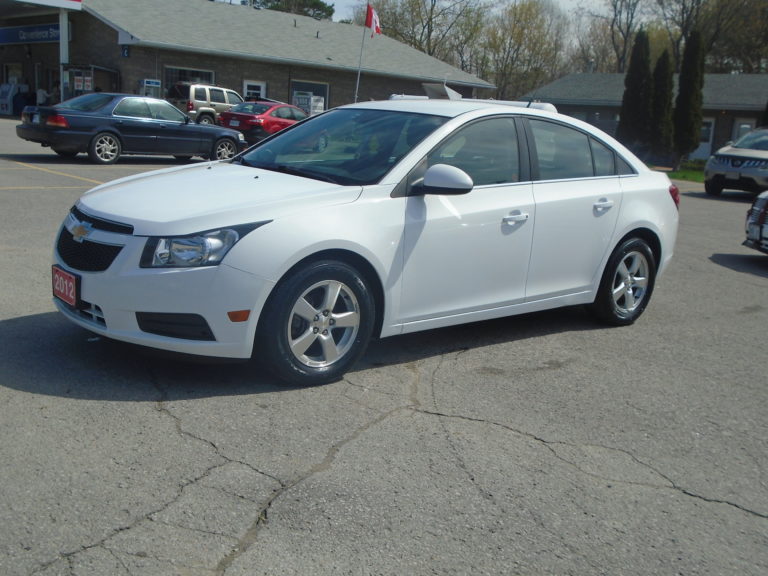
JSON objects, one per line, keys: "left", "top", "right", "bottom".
{"left": 354, "top": 24, "right": 367, "bottom": 103}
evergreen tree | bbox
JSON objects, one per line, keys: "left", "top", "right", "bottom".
{"left": 650, "top": 49, "right": 674, "bottom": 163}
{"left": 673, "top": 30, "right": 705, "bottom": 168}
{"left": 616, "top": 30, "right": 652, "bottom": 155}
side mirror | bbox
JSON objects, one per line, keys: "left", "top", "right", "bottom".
{"left": 419, "top": 164, "right": 473, "bottom": 195}
{"left": 184, "top": 115, "right": 191, "bottom": 124}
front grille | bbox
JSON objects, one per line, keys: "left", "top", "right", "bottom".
{"left": 136, "top": 312, "right": 215, "bottom": 341}
{"left": 715, "top": 155, "right": 768, "bottom": 169}
{"left": 71, "top": 206, "right": 134, "bottom": 234}
{"left": 57, "top": 227, "right": 123, "bottom": 272}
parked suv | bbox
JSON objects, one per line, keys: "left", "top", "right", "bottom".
{"left": 704, "top": 127, "right": 768, "bottom": 196}
{"left": 167, "top": 82, "right": 244, "bottom": 125}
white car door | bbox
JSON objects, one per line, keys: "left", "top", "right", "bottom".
{"left": 397, "top": 116, "right": 535, "bottom": 325}
{"left": 524, "top": 118, "right": 623, "bottom": 301}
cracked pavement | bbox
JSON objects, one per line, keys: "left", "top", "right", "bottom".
{"left": 1, "top": 123, "right": 767, "bottom": 575}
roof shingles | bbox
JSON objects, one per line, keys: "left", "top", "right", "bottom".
{"left": 84, "top": 0, "right": 492, "bottom": 88}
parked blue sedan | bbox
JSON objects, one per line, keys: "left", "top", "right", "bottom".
{"left": 16, "top": 92, "right": 247, "bottom": 164}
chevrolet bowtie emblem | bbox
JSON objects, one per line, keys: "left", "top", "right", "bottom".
{"left": 66, "top": 216, "right": 93, "bottom": 243}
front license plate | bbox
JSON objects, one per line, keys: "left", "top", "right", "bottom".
{"left": 230, "top": 119, "right": 240, "bottom": 127}
{"left": 52, "top": 265, "right": 79, "bottom": 307}
{"left": 725, "top": 171, "right": 739, "bottom": 180}
{"left": 748, "top": 224, "right": 761, "bottom": 241}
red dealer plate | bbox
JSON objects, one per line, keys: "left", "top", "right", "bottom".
{"left": 52, "top": 265, "right": 79, "bottom": 307}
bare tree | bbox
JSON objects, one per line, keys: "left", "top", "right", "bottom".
{"left": 569, "top": 13, "right": 620, "bottom": 73}
{"left": 589, "top": 0, "right": 648, "bottom": 73}
{"left": 361, "top": 0, "right": 483, "bottom": 62}
{"left": 483, "top": 0, "right": 568, "bottom": 99}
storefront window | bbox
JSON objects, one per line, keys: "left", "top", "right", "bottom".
{"left": 164, "top": 67, "right": 214, "bottom": 94}
{"left": 290, "top": 80, "right": 328, "bottom": 115}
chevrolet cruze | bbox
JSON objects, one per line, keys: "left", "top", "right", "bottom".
{"left": 52, "top": 99, "right": 680, "bottom": 385}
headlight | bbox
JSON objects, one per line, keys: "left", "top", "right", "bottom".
{"left": 140, "top": 223, "right": 268, "bottom": 268}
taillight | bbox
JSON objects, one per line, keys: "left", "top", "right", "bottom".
{"left": 186, "top": 101, "right": 194, "bottom": 112}
{"left": 46, "top": 114, "right": 69, "bottom": 128}
{"left": 668, "top": 184, "right": 680, "bottom": 209}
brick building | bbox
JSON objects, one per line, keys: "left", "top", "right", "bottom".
{"left": 0, "top": 0, "right": 492, "bottom": 115}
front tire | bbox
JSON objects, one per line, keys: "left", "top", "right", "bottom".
{"left": 88, "top": 132, "right": 121, "bottom": 164}
{"left": 257, "top": 260, "right": 375, "bottom": 386}
{"left": 589, "top": 238, "right": 656, "bottom": 326}
{"left": 705, "top": 179, "right": 722, "bottom": 196}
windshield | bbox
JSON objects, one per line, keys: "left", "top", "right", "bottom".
{"left": 733, "top": 130, "right": 768, "bottom": 151}
{"left": 55, "top": 93, "right": 115, "bottom": 112}
{"left": 239, "top": 108, "right": 448, "bottom": 186}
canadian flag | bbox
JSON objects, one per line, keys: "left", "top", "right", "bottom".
{"left": 365, "top": 4, "right": 382, "bottom": 37}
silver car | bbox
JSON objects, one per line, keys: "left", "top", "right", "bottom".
{"left": 705, "top": 127, "right": 768, "bottom": 196}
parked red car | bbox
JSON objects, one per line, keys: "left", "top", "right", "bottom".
{"left": 218, "top": 101, "right": 308, "bottom": 144}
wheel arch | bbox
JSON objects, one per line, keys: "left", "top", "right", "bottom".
{"left": 616, "top": 227, "right": 662, "bottom": 269}
{"left": 256, "top": 248, "right": 386, "bottom": 340}
{"left": 90, "top": 128, "right": 123, "bottom": 145}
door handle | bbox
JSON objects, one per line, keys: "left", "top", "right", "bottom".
{"left": 594, "top": 198, "right": 614, "bottom": 212}
{"left": 503, "top": 211, "right": 529, "bottom": 224}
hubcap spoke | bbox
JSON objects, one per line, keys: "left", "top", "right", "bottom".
{"left": 318, "top": 333, "right": 341, "bottom": 363}
{"left": 292, "top": 296, "right": 318, "bottom": 322}
{"left": 332, "top": 310, "right": 359, "bottom": 328}
{"left": 290, "top": 327, "right": 318, "bottom": 357}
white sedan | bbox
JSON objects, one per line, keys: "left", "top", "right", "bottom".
{"left": 52, "top": 99, "right": 680, "bottom": 385}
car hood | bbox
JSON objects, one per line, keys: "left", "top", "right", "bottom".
{"left": 78, "top": 162, "right": 362, "bottom": 236}
{"left": 715, "top": 145, "right": 768, "bottom": 160}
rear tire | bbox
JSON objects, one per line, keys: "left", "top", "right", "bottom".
{"left": 88, "top": 132, "right": 121, "bottom": 164}
{"left": 256, "top": 260, "right": 375, "bottom": 386}
{"left": 198, "top": 115, "right": 215, "bottom": 125}
{"left": 589, "top": 238, "right": 656, "bottom": 326}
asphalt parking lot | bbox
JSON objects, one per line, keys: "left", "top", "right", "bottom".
{"left": 1, "top": 116, "right": 766, "bottom": 576}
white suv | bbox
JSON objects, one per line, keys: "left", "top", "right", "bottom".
{"left": 167, "top": 82, "right": 244, "bottom": 124}
{"left": 51, "top": 99, "right": 680, "bottom": 386}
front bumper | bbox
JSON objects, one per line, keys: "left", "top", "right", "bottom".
{"left": 743, "top": 223, "right": 768, "bottom": 255}
{"left": 53, "top": 223, "right": 275, "bottom": 359}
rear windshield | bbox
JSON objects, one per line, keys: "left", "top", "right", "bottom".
{"left": 231, "top": 102, "right": 271, "bottom": 114}
{"left": 56, "top": 93, "right": 115, "bottom": 112}
{"left": 167, "top": 84, "right": 190, "bottom": 100}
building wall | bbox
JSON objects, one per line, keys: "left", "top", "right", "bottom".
{"left": 0, "top": 11, "right": 474, "bottom": 112}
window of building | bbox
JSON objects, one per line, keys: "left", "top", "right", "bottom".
{"left": 290, "top": 80, "right": 328, "bottom": 115}
{"left": 164, "top": 67, "right": 214, "bottom": 94}
{"left": 243, "top": 80, "right": 266, "bottom": 100}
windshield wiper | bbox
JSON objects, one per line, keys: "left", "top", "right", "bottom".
{"left": 275, "top": 165, "right": 340, "bottom": 184}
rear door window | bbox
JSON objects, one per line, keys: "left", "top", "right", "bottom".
{"left": 209, "top": 88, "right": 226, "bottom": 104}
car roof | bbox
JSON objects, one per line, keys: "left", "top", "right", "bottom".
{"left": 340, "top": 98, "right": 559, "bottom": 120}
